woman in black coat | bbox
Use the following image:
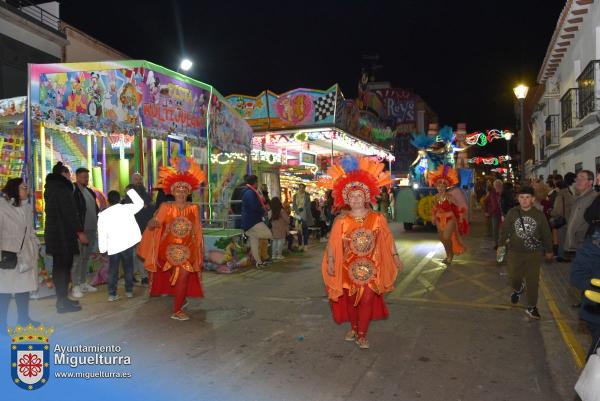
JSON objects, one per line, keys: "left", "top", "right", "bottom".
{"left": 44, "top": 162, "right": 87, "bottom": 313}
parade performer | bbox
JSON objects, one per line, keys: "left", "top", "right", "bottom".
{"left": 137, "top": 157, "right": 205, "bottom": 321}
{"left": 429, "top": 164, "right": 469, "bottom": 265}
{"left": 320, "top": 156, "right": 403, "bottom": 349}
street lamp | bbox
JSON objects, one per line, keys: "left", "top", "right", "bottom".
{"left": 513, "top": 84, "right": 529, "bottom": 181}
{"left": 179, "top": 59, "right": 193, "bottom": 72}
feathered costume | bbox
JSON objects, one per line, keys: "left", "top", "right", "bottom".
{"left": 319, "top": 156, "right": 399, "bottom": 340}
{"left": 428, "top": 164, "right": 469, "bottom": 255}
{"left": 137, "top": 157, "right": 206, "bottom": 316}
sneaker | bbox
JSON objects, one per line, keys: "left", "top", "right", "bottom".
{"left": 125, "top": 292, "right": 133, "bottom": 298}
{"left": 256, "top": 262, "right": 267, "bottom": 269}
{"left": 344, "top": 330, "right": 357, "bottom": 342}
{"left": 57, "top": 302, "right": 82, "bottom": 313}
{"left": 80, "top": 283, "right": 98, "bottom": 293}
{"left": 71, "top": 285, "right": 84, "bottom": 298}
{"left": 525, "top": 307, "right": 541, "bottom": 320}
{"left": 108, "top": 295, "right": 120, "bottom": 302}
{"left": 510, "top": 282, "right": 525, "bottom": 304}
{"left": 320, "top": 237, "right": 329, "bottom": 243}
{"left": 170, "top": 311, "right": 190, "bottom": 321}
{"left": 356, "top": 337, "right": 370, "bottom": 349}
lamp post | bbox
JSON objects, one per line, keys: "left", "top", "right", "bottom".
{"left": 513, "top": 84, "right": 529, "bottom": 181}
{"left": 503, "top": 130, "right": 513, "bottom": 181}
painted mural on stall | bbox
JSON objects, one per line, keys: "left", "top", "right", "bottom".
{"left": 210, "top": 98, "right": 253, "bottom": 154}
{"left": 29, "top": 61, "right": 211, "bottom": 145}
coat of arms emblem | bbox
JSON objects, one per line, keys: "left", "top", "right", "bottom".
{"left": 8, "top": 324, "right": 54, "bottom": 390}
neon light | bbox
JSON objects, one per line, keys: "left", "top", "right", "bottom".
{"left": 465, "top": 130, "right": 514, "bottom": 147}
{"left": 467, "top": 155, "right": 512, "bottom": 165}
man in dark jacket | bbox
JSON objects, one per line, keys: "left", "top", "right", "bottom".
{"left": 127, "top": 173, "right": 154, "bottom": 285}
{"left": 44, "top": 162, "right": 88, "bottom": 313}
{"left": 230, "top": 175, "right": 249, "bottom": 229}
{"left": 71, "top": 167, "right": 100, "bottom": 298}
{"left": 241, "top": 175, "right": 271, "bottom": 268}
{"left": 571, "top": 195, "right": 600, "bottom": 358}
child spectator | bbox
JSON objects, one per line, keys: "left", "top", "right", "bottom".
{"left": 97, "top": 189, "right": 144, "bottom": 301}
{"left": 498, "top": 186, "right": 554, "bottom": 320}
{"left": 269, "top": 197, "right": 289, "bottom": 260}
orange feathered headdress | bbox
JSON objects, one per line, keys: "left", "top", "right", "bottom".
{"left": 158, "top": 156, "right": 206, "bottom": 195}
{"left": 318, "top": 156, "right": 392, "bottom": 208}
{"left": 427, "top": 164, "right": 459, "bottom": 188}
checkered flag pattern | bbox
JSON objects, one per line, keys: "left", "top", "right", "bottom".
{"left": 314, "top": 91, "right": 336, "bottom": 121}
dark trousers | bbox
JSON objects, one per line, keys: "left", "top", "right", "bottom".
{"left": 297, "top": 220, "right": 309, "bottom": 246}
{"left": 588, "top": 322, "right": 600, "bottom": 360}
{"left": 507, "top": 251, "right": 543, "bottom": 307}
{"left": 108, "top": 247, "right": 134, "bottom": 296}
{"left": 52, "top": 252, "right": 74, "bottom": 306}
{"left": 0, "top": 292, "right": 31, "bottom": 327}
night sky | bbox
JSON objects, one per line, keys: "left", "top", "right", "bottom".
{"left": 59, "top": 0, "right": 565, "bottom": 132}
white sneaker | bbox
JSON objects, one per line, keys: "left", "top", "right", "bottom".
{"left": 108, "top": 295, "right": 120, "bottom": 302}
{"left": 81, "top": 283, "right": 98, "bottom": 293}
{"left": 320, "top": 237, "right": 328, "bottom": 243}
{"left": 125, "top": 292, "right": 133, "bottom": 298}
{"left": 71, "top": 286, "right": 84, "bottom": 298}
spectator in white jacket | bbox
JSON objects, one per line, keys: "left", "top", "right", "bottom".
{"left": 97, "top": 189, "right": 143, "bottom": 301}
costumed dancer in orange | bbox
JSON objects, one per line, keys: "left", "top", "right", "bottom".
{"left": 429, "top": 164, "right": 469, "bottom": 265}
{"left": 320, "top": 156, "right": 404, "bottom": 349}
{"left": 137, "top": 157, "right": 206, "bottom": 321}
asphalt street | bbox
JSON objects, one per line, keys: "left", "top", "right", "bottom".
{"left": 9, "top": 218, "right": 583, "bottom": 401}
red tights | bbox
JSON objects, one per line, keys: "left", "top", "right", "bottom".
{"left": 345, "top": 286, "right": 376, "bottom": 339}
{"left": 173, "top": 268, "right": 191, "bottom": 313}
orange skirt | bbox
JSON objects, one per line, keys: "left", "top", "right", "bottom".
{"left": 436, "top": 211, "right": 465, "bottom": 255}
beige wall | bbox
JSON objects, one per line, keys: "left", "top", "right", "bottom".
{"left": 62, "top": 23, "right": 128, "bottom": 62}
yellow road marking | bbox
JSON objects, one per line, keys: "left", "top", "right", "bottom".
{"left": 391, "top": 249, "right": 439, "bottom": 298}
{"left": 539, "top": 271, "right": 586, "bottom": 369}
{"left": 389, "top": 296, "right": 513, "bottom": 310}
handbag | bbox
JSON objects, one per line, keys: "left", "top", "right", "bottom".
{"left": 549, "top": 196, "right": 567, "bottom": 229}
{"left": 575, "top": 338, "right": 600, "bottom": 401}
{"left": 0, "top": 226, "right": 27, "bottom": 270}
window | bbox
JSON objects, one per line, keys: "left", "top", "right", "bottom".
{"left": 595, "top": 156, "right": 600, "bottom": 175}
{"left": 577, "top": 60, "right": 600, "bottom": 119}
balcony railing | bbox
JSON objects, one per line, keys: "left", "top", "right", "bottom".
{"left": 560, "top": 88, "right": 579, "bottom": 134}
{"left": 2, "top": 0, "right": 61, "bottom": 31}
{"left": 545, "top": 115, "right": 560, "bottom": 148}
{"left": 577, "top": 60, "right": 600, "bottom": 121}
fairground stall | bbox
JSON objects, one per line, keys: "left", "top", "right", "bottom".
{"left": 226, "top": 85, "right": 395, "bottom": 206}
{"left": 25, "top": 60, "right": 253, "bottom": 285}
{"left": 0, "top": 96, "right": 27, "bottom": 190}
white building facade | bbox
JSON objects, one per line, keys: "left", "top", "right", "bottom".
{"left": 532, "top": 0, "right": 600, "bottom": 178}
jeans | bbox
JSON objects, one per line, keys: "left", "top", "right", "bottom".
{"left": 108, "top": 247, "right": 134, "bottom": 296}
{"left": 490, "top": 215, "right": 501, "bottom": 247}
{"left": 297, "top": 219, "right": 309, "bottom": 246}
{"left": 587, "top": 322, "right": 600, "bottom": 360}
{"left": 133, "top": 245, "right": 147, "bottom": 279}
{"left": 272, "top": 238, "right": 285, "bottom": 258}
{"left": 0, "top": 292, "right": 31, "bottom": 327}
{"left": 52, "top": 252, "right": 74, "bottom": 305}
{"left": 557, "top": 225, "right": 568, "bottom": 258}
{"left": 72, "top": 230, "right": 97, "bottom": 286}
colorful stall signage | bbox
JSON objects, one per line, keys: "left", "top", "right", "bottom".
{"left": 29, "top": 61, "right": 213, "bottom": 145}
{"left": 0, "top": 96, "right": 27, "bottom": 117}
{"left": 226, "top": 85, "right": 339, "bottom": 130}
